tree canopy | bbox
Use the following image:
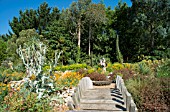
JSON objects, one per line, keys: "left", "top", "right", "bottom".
{"left": 1, "top": 0, "right": 170, "bottom": 66}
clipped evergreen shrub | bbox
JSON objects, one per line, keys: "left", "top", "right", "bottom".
{"left": 54, "top": 63, "right": 87, "bottom": 71}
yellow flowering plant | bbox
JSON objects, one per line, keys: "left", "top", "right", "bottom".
{"left": 0, "top": 70, "right": 25, "bottom": 84}
{"left": 54, "top": 63, "right": 87, "bottom": 71}
{"left": 112, "top": 63, "right": 124, "bottom": 70}
{"left": 87, "top": 68, "right": 95, "bottom": 74}
{"left": 29, "top": 74, "right": 36, "bottom": 81}
{"left": 56, "top": 71, "right": 84, "bottom": 88}
{"left": 106, "top": 62, "right": 114, "bottom": 73}
{"left": 0, "top": 82, "right": 8, "bottom": 103}
{"left": 3, "top": 86, "right": 51, "bottom": 112}
{"left": 123, "top": 63, "right": 132, "bottom": 69}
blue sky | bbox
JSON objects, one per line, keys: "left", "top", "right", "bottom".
{"left": 0, "top": 0, "right": 132, "bottom": 35}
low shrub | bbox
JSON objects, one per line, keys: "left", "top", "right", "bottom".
{"left": 85, "top": 72, "right": 107, "bottom": 81}
{"left": 160, "top": 78, "right": 170, "bottom": 108}
{"left": 140, "top": 78, "right": 168, "bottom": 111}
{"left": 112, "top": 63, "right": 124, "bottom": 70}
{"left": 106, "top": 62, "right": 113, "bottom": 73}
{"left": 3, "top": 87, "right": 51, "bottom": 112}
{"left": 131, "top": 63, "right": 140, "bottom": 72}
{"left": 132, "top": 59, "right": 163, "bottom": 76}
{"left": 123, "top": 63, "right": 133, "bottom": 69}
{"left": 126, "top": 76, "right": 169, "bottom": 112}
{"left": 0, "top": 82, "right": 8, "bottom": 104}
{"left": 87, "top": 68, "right": 95, "bottom": 74}
{"left": 156, "top": 59, "right": 170, "bottom": 78}
{"left": 53, "top": 72, "right": 62, "bottom": 82}
{"left": 96, "top": 67, "right": 103, "bottom": 74}
{"left": 125, "top": 77, "right": 143, "bottom": 107}
{"left": 57, "top": 71, "right": 84, "bottom": 88}
{"left": 43, "top": 65, "right": 51, "bottom": 71}
{"left": 109, "top": 68, "right": 135, "bottom": 81}
{"left": 54, "top": 63, "right": 87, "bottom": 71}
{"left": 108, "top": 73, "right": 122, "bottom": 82}
{"left": 77, "top": 69, "right": 88, "bottom": 76}
{"left": 138, "top": 61, "right": 152, "bottom": 75}
{"left": 0, "top": 70, "right": 25, "bottom": 84}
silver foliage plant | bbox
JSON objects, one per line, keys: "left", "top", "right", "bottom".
{"left": 17, "top": 41, "right": 46, "bottom": 77}
{"left": 16, "top": 39, "right": 61, "bottom": 99}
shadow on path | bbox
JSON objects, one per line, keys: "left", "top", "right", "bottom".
{"left": 110, "top": 88, "right": 127, "bottom": 111}
{"left": 115, "top": 104, "right": 127, "bottom": 111}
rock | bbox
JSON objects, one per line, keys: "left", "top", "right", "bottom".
{"left": 68, "top": 93, "right": 72, "bottom": 96}
{"left": 62, "top": 91, "right": 66, "bottom": 95}
{"left": 63, "top": 93, "right": 68, "bottom": 98}
{"left": 66, "top": 89, "right": 70, "bottom": 93}
{"left": 69, "top": 89, "right": 75, "bottom": 94}
{"left": 59, "top": 94, "right": 63, "bottom": 98}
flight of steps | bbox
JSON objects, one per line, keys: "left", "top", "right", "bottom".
{"left": 79, "top": 84, "right": 127, "bottom": 111}
{"left": 68, "top": 83, "right": 128, "bottom": 112}
{"left": 67, "top": 76, "right": 138, "bottom": 112}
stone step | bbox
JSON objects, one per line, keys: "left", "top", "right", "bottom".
{"left": 80, "top": 99, "right": 116, "bottom": 104}
{"left": 80, "top": 103, "right": 123, "bottom": 111}
{"left": 84, "top": 88, "right": 111, "bottom": 95}
{"left": 67, "top": 110, "right": 128, "bottom": 112}
{"left": 70, "top": 82, "right": 129, "bottom": 112}
{"left": 82, "top": 88, "right": 112, "bottom": 100}
{"left": 81, "top": 95, "right": 111, "bottom": 100}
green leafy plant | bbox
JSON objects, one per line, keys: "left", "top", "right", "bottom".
{"left": 125, "top": 77, "right": 143, "bottom": 107}
{"left": 77, "top": 69, "right": 88, "bottom": 76}
{"left": 3, "top": 87, "right": 51, "bottom": 112}
{"left": 116, "top": 35, "right": 123, "bottom": 64}
{"left": 106, "top": 62, "right": 114, "bottom": 73}
{"left": 54, "top": 63, "right": 87, "bottom": 71}
{"left": 112, "top": 62, "right": 124, "bottom": 70}
{"left": 156, "top": 59, "right": 170, "bottom": 78}
{"left": 0, "top": 82, "right": 8, "bottom": 105}
{"left": 87, "top": 68, "right": 96, "bottom": 74}
{"left": 138, "top": 61, "right": 152, "bottom": 75}
{"left": 0, "top": 69, "right": 25, "bottom": 84}
{"left": 126, "top": 76, "right": 169, "bottom": 111}
{"left": 25, "top": 73, "right": 56, "bottom": 99}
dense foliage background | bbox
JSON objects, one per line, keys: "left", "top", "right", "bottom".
{"left": 0, "top": 0, "right": 169, "bottom": 66}
{"left": 0, "top": 0, "right": 169, "bottom": 111}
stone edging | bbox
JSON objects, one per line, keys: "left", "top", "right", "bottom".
{"left": 68, "top": 76, "right": 138, "bottom": 112}
{"left": 116, "top": 75, "right": 138, "bottom": 112}
{"left": 92, "top": 80, "right": 112, "bottom": 86}
{"left": 67, "top": 77, "right": 93, "bottom": 110}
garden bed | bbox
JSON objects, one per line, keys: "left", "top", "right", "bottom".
{"left": 92, "top": 80, "right": 112, "bottom": 86}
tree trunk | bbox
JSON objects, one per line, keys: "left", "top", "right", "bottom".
{"left": 116, "top": 35, "right": 123, "bottom": 64}
{"left": 76, "top": 19, "right": 81, "bottom": 63}
{"left": 78, "top": 19, "right": 81, "bottom": 49}
{"left": 88, "top": 24, "right": 91, "bottom": 56}
{"left": 150, "top": 23, "right": 154, "bottom": 51}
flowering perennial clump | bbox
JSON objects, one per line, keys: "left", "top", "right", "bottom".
{"left": 56, "top": 71, "right": 84, "bottom": 87}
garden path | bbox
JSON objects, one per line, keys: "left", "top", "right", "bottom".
{"left": 68, "top": 83, "right": 128, "bottom": 112}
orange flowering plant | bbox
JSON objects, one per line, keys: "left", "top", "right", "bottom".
{"left": 0, "top": 82, "right": 8, "bottom": 103}
{"left": 56, "top": 71, "right": 84, "bottom": 88}
{"left": 3, "top": 86, "right": 51, "bottom": 112}
{"left": 0, "top": 70, "right": 25, "bottom": 84}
